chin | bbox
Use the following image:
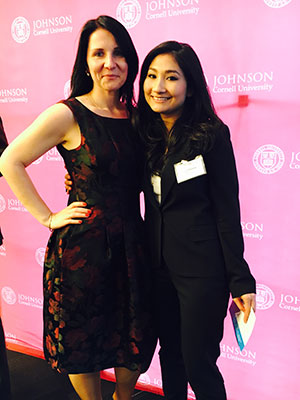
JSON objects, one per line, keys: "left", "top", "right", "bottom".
{"left": 149, "top": 102, "right": 164, "bottom": 112}
{"left": 104, "top": 83, "right": 123, "bottom": 91}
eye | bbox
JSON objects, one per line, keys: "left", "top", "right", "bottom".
{"left": 113, "top": 48, "right": 124, "bottom": 57}
{"left": 147, "top": 73, "right": 156, "bottom": 79}
{"left": 94, "top": 50, "right": 104, "bottom": 57}
{"left": 167, "top": 76, "right": 179, "bottom": 81}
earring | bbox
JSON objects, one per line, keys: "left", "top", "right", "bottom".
{"left": 86, "top": 71, "right": 90, "bottom": 76}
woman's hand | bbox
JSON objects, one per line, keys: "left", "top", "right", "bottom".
{"left": 233, "top": 293, "right": 256, "bottom": 323}
{"left": 48, "top": 202, "right": 90, "bottom": 230}
{"left": 64, "top": 173, "right": 73, "bottom": 194}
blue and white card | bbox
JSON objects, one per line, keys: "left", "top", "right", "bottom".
{"left": 229, "top": 301, "right": 256, "bottom": 351}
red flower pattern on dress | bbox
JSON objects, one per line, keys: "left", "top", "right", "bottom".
{"left": 130, "top": 342, "right": 140, "bottom": 355}
{"left": 43, "top": 98, "right": 156, "bottom": 374}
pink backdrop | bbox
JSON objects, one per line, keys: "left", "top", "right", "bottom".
{"left": 0, "top": 1, "right": 299, "bottom": 399}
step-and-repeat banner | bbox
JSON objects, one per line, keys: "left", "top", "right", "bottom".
{"left": 0, "top": 1, "right": 299, "bottom": 399}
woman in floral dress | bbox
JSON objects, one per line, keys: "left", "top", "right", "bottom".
{"left": 0, "top": 16, "right": 155, "bottom": 400}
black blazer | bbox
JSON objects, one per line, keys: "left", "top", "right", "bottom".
{"left": 0, "top": 117, "right": 8, "bottom": 246}
{"left": 143, "top": 124, "right": 255, "bottom": 298}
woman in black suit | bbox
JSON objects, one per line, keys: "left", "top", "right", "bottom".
{"left": 0, "top": 117, "right": 12, "bottom": 400}
{"left": 136, "top": 41, "right": 256, "bottom": 400}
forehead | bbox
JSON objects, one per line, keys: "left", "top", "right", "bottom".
{"left": 149, "top": 53, "right": 181, "bottom": 72}
{"left": 88, "top": 28, "right": 118, "bottom": 51}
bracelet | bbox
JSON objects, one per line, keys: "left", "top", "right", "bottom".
{"left": 48, "top": 213, "right": 53, "bottom": 232}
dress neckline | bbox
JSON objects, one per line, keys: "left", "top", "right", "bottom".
{"left": 74, "top": 98, "right": 129, "bottom": 121}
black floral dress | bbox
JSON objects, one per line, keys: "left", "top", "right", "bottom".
{"left": 43, "top": 98, "right": 156, "bottom": 374}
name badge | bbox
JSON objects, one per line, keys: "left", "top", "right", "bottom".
{"left": 174, "top": 155, "right": 207, "bottom": 183}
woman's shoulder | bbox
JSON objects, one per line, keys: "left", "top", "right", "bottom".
{"left": 200, "top": 122, "right": 231, "bottom": 158}
{"left": 213, "top": 121, "right": 230, "bottom": 143}
{"left": 46, "top": 99, "right": 74, "bottom": 114}
{"left": 31, "top": 101, "right": 77, "bottom": 138}
{"left": 44, "top": 101, "right": 75, "bottom": 121}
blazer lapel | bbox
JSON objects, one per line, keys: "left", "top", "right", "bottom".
{"left": 161, "top": 146, "right": 188, "bottom": 205}
{"left": 160, "top": 159, "right": 176, "bottom": 205}
{"left": 143, "top": 165, "right": 160, "bottom": 208}
{"left": 144, "top": 143, "right": 189, "bottom": 206}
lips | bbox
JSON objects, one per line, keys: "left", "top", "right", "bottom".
{"left": 151, "top": 96, "right": 171, "bottom": 102}
{"left": 103, "top": 74, "right": 119, "bottom": 79}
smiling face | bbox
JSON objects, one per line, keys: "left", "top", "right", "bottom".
{"left": 86, "top": 28, "right": 128, "bottom": 93}
{"left": 143, "top": 53, "right": 188, "bottom": 129}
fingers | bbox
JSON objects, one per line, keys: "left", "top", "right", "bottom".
{"left": 68, "top": 218, "right": 84, "bottom": 225}
{"left": 50, "top": 203, "right": 92, "bottom": 229}
{"left": 233, "top": 297, "right": 245, "bottom": 312}
{"left": 251, "top": 295, "right": 257, "bottom": 313}
{"left": 68, "top": 202, "right": 88, "bottom": 208}
{"left": 67, "top": 202, "right": 91, "bottom": 220}
{"left": 64, "top": 173, "right": 72, "bottom": 193}
{"left": 233, "top": 293, "right": 256, "bottom": 323}
{"left": 243, "top": 301, "right": 251, "bottom": 323}
{"left": 65, "top": 185, "right": 72, "bottom": 194}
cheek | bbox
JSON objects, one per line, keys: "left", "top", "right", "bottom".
{"left": 120, "top": 61, "right": 128, "bottom": 78}
{"left": 143, "top": 80, "right": 151, "bottom": 97}
{"left": 177, "top": 84, "right": 188, "bottom": 104}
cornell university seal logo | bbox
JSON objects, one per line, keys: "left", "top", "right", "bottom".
{"left": 117, "top": 0, "right": 142, "bottom": 29}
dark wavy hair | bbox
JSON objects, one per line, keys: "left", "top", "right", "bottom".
{"left": 136, "top": 41, "right": 222, "bottom": 173}
{"left": 69, "top": 15, "right": 138, "bottom": 114}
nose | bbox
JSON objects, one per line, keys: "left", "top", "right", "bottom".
{"left": 104, "top": 53, "right": 116, "bottom": 69}
{"left": 153, "top": 77, "right": 166, "bottom": 93}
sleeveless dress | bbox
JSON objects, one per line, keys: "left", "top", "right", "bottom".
{"left": 43, "top": 98, "right": 156, "bottom": 374}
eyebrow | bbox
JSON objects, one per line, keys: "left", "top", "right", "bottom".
{"left": 90, "top": 46, "right": 120, "bottom": 52}
{"left": 148, "top": 67, "right": 181, "bottom": 75}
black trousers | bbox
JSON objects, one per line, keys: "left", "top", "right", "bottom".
{"left": 0, "top": 318, "right": 11, "bottom": 400}
{"left": 153, "top": 264, "right": 229, "bottom": 400}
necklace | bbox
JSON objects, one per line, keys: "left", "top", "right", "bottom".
{"left": 88, "top": 93, "right": 107, "bottom": 111}
{"left": 87, "top": 93, "right": 128, "bottom": 118}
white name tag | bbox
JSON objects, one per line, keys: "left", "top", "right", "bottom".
{"left": 174, "top": 155, "right": 207, "bottom": 183}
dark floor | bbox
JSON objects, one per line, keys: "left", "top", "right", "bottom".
{"left": 7, "top": 350, "right": 163, "bottom": 400}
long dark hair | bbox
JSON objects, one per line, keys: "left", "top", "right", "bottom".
{"left": 69, "top": 15, "right": 138, "bottom": 114}
{"left": 136, "top": 41, "right": 222, "bottom": 174}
